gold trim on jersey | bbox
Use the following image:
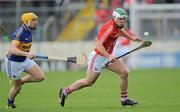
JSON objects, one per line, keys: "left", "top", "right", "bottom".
{"left": 18, "top": 41, "right": 32, "bottom": 52}
{"left": 12, "top": 40, "right": 32, "bottom": 52}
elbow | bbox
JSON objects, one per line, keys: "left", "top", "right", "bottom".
{"left": 10, "top": 48, "right": 15, "bottom": 53}
{"left": 10, "top": 47, "right": 17, "bottom": 55}
{"left": 95, "top": 41, "right": 102, "bottom": 48}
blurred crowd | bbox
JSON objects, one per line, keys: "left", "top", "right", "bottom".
{"left": 0, "top": 0, "right": 180, "bottom": 42}
{"left": 94, "top": 0, "right": 180, "bottom": 29}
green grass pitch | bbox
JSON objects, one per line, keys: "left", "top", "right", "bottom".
{"left": 0, "top": 68, "right": 180, "bottom": 112}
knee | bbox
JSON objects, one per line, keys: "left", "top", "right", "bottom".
{"left": 37, "top": 75, "right": 45, "bottom": 82}
{"left": 85, "top": 80, "right": 94, "bottom": 87}
{"left": 14, "top": 86, "right": 21, "bottom": 92}
{"left": 38, "top": 76, "right": 45, "bottom": 81}
{"left": 119, "top": 70, "right": 128, "bottom": 79}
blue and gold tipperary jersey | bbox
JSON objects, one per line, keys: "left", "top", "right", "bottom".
{"left": 7, "top": 24, "right": 33, "bottom": 62}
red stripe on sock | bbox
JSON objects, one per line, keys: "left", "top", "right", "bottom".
{"left": 121, "top": 95, "right": 128, "bottom": 98}
{"left": 121, "top": 91, "right": 128, "bottom": 98}
{"left": 65, "top": 87, "right": 72, "bottom": 94}
{"left": 121, "top": 91, "right": 128, "bottom": 94}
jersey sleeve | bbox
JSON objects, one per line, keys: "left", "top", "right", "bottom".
{"left": 97, "top": 24, "right": 113, "bottom": 44}
{"left": 12, "top": 27, "right": 24, "bottom": 41}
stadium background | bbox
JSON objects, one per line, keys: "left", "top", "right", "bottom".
{"left": 0, "top": 0, "right": 180, "bottom": 112}
{"left": 0, "top": 0, "right": 180, "bottom": 71}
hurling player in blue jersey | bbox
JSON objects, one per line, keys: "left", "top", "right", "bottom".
{"left": 5, "top": 12, "right": 45, "bottom": 109}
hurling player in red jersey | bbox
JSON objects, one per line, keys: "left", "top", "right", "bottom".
{"left": 59, "top": 8, "right": 143, "bottom": 107}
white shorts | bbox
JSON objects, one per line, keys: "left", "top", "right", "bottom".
{"left": 5, "top": 57, "right": 36, "bottom": 80}
{"left": 88, "top": 51, "right": 109, "bottom": 73}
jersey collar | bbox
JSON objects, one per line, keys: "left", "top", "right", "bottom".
{"left": 22, "top": 24, "right": 32, "bottom": 33}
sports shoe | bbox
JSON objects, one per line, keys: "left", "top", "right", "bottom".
{"left": 6, "top": 102, "right": 16, "bottom": 109}
{"left": 59, "top": 88, "right": 67, "bottom": 107}
{"left": 121, "top": 99, "right": 138, "bottom": 106}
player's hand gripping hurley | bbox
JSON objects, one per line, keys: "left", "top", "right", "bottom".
{"left": 35, "top": 53, "right": 87, "bottom": 65}
{"left": 106, "top": 41, "right": 152, "bottom": 66}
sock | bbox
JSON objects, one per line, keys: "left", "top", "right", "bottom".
{"left": 7, "top": 98, "right": 14, "bottom": 104}
{"left": 63, "top": 87, "right": 72, "bottom": 95}
{"left": 121, "top": 91, "right": 128, "bottom": 101}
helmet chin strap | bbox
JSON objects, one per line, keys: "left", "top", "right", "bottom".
{"left": 25, "top": 20, "right": 37, "bottom": 30}
{"left": 29, "top": 26, "right": 37, "bottom": 30}
{"left": 117, "top": 24, "right": 124, "bottom": 29}
{"left": 26, "top": 20, "right": 31, "bottom": 26}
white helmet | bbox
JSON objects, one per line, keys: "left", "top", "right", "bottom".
{"left": 112, "top": 8, "right": 128, "bottom": 20}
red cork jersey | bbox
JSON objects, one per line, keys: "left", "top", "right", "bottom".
{"left": 94, "top": 19, "right": 122, "bottom": 55}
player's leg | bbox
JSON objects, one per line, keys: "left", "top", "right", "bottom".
{"left": 107, "top": 60, "right": 137, "bottom": 106}
{"left": 22, "top": 64, "right": 44, "bottom": 83}
{"left": 5, "top": 58, "right": 23, "bottom": 108}
{"left": 64, "top": 69, "right": 100, "bottom": 94}
{"left": 7, "top": 79, "right": 22, "bottom": 108}
{"left": 107, "top": 60, "right": 128, "bottom": 95}
{"left": 59, "top": 70, "right": 100, "bottom": 107}
{"left": 22, "top": 59, "right": 44, "bottom": 84}
{"left": 59, "top": 51, "right": 103, "bottom": 107}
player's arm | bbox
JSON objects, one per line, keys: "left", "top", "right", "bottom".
{"left": 120, "top": 29, "right": 143, "bottom": 42}
{"left": 96, "top": 25, "right": 116, "bottom": 62}
{"left": 10, "top": 40, "right": 35, "bottom": 59}
{"left": 96, "top": 41, "right": 110, "bottom": 58}
{"left": 95, "top": 41, "right": 116, "bottom": 62}
{"left": 10, "top": 40, "right": 28, "bottom": 56}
